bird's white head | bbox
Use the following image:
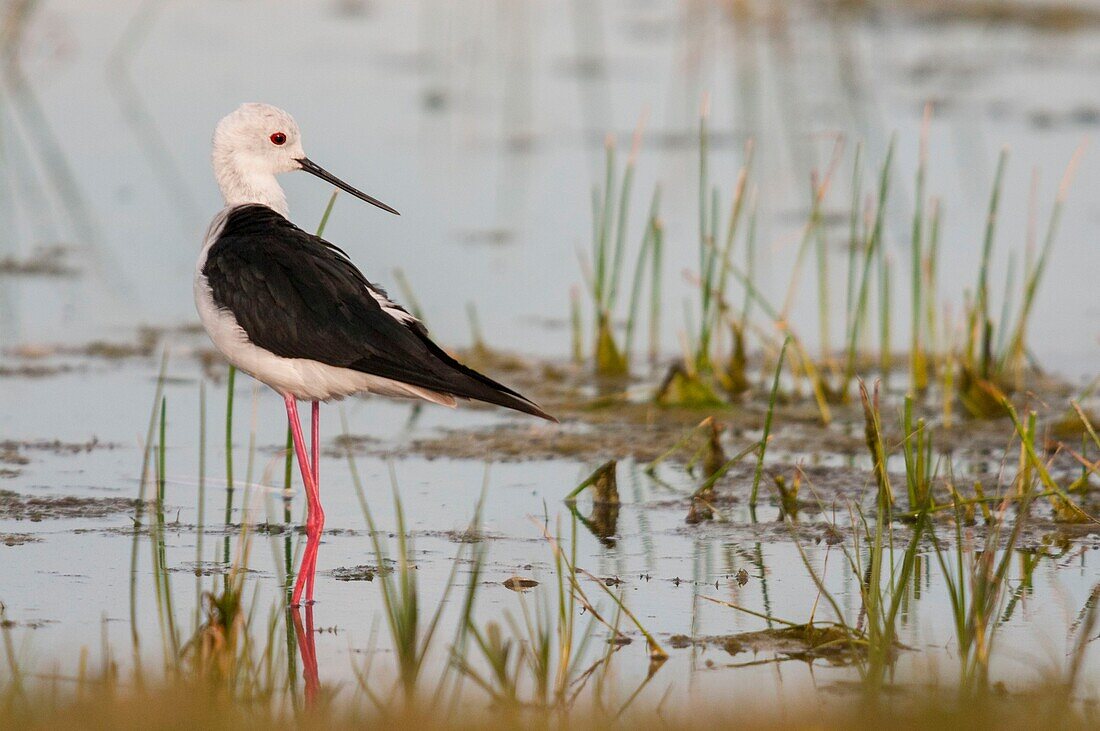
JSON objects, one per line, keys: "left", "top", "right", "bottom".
{"left": 212, "top": 102, "right": 399, "bottom": 219}
{"left": 213, "top": 103, "right": 304, "bottom": 216}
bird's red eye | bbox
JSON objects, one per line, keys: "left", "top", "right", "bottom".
{"left": 270, "top": 132, "right": 287, "bottom": 145}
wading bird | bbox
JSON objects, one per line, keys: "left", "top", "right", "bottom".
{"left": 195, "top": 103, "right": 552, "bottom": 607}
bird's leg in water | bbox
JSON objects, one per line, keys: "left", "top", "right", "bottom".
{"left": 286, "top": 395, "right": 324, "bottom": 606}
{"left": 305, "top": 400, "right": 322, "bottom": 600}
{"left": 290, "top": 605, "right": 320, "bottom": 705}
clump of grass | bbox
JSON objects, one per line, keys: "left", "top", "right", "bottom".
{"left": 563, "top": 460, "right": 618, "bottom": 504}
{"left": 998, "top": 391, "right": 1093, "bottom": 523}
{"left": 456, "top": 513, "right": 663, "bottom": 715}
{"left": 901, "top": 393, "right": 936, "bottom": 513}
{"left": 929, "top": 473, "right": 1039, "bottom": 695}
{"left": 642, "top": 417, "right": 725, "bottom": 480}
{"left": 859, "top": 379, "right": 894, "bottom": 510}
{"left": 652, "top": 104, "right": 893, "bottom": 422}
{"left": 782, "top": 491, "right": 926, "bottom": 694}
{"left": 595, "top": 102, "right": 1079, "bottom": 426}
{"left": 654, "top": 99, "right": 753, "bottom": 407}
{"left": 564, "top": 461, "right": 620, "bottom": 543}
{"left": 183, "top": 553, "right": 248, "bottom": 687}
{"left": 772, "top": 466, "right": 802, "bottom": 517}
{"left": 343, "top": 455, "right": 470, "bottom": 704}
{"left": 803, "top": 381, "right": 927, "bottom": 690}
{"left": 576, "top": 115, "right": 663, "bottom": 377}
{"left": 959, "top": 143, "right": 1086, "bottom": 417}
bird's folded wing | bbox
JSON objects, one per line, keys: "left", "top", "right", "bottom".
{"left": 203, "top": 205, "right": 552, "bottom": 420}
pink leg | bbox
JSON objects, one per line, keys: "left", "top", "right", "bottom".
{"left": 286, "top": 395, "right": 324, "bottom": 607}
{"left": 304, "top": 400, "right": 322, "bottom": 601}
{"left": 291, "top": 606, "right": 320, "bottom": 705}
{"left": 300, "top": 533, "right": 320, "bottom": 606}
{"left": 311, "top": 401, "right": 320, "bottom": 485}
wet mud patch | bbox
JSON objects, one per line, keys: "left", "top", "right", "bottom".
{"left": 418, "top": 528, "right": 510, "bottom": 544}
{"left": 669, "top": 624, "right": 871, "bottom": 667}
{"left": 329, "top": 353, "right": 1100, "bottom": 550}
{"left": 361, "top": 423, "right": 616, "bottom": 463}
{"left": 0, "top": 615, "right": 57, "bottom": 631}
{"left": 0, "top": 489, "right": 138, "bottom": 521}
{"left": 0, "top": 438, "right": 116, "bottom": 463}
{"left": 1, "top": 533, "right": 41, "bottom": 546}
{"left": 79, "top": 521, "right": 369, "bottom": 539}
{"left": 0, "top": 363, "right": 80, "bottom": 378}
{"left": 3, "top": 324, "right": 199, "bottom": 364}
{"left": 252, "top": 523, "right": 365, "bottom": 538}
{"left": 904, "top": 1, "right": 1100, "bottom": 32}
{"left": 347, "top": 352, "right": 1082, "bottom": 475}
{"left": 0, "top": 245, "right": 77, "bottom": 277}
{"left": 332, "top": 563, "right": 396, "bottom": 582}
{"left": 666, "top": 517, "right": 861, "bottom": 545}
{"left": 18, "top": 335, "right": 157, "bottom": 361}
{"left": 169, "top": 562, "right": 253, "bottom": 577}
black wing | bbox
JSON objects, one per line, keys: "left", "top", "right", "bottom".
{"left": 203, "top": 204, "right": 553, "bottom": 420}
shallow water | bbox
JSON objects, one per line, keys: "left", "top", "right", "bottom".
{"left": 1, "top": 0, "right": 1099, "bottom": 711}
{"left": 3, "top": 351, "right": 1099, "bottom": 706}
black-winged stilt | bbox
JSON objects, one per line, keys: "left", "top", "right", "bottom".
{"left": 195, "top": 103, "right": 553, "bottom": 607}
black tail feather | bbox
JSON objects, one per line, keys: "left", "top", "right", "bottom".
{"left": 418, "top": 340, "right": 557, "bottom": 422}
{"left": 350, "top": 334, "right": 557, "bottom": 422}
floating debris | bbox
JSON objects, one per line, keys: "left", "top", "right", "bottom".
{"left": 502, "top": 576, "right": 539, "bottom": 591}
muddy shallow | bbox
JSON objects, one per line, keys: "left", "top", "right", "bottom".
{"left": 1, "top": 334, "right": 1098, "bottom": 707}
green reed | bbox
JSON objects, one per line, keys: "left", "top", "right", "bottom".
{"left": 457, "top": 515, "right": 610, "bottom": 711}
{"left": 129, "top": 349, "right": 170, "bottom": 655}
{"left": 1000, "top": 142, "right": 1085, "bottom": 385}
{"left": 580, "top": 116, "right": 662, "bottom": 376}
{"left": 968, "top": 149, "right": 1008, "bottom": 383}
{"left": 750, "top": 337, "right": 789, "bottom": 507}
{"left": 859, "top": 379, "right": 894, "bottom": 510}
{"left": 341, "top": 415, "right": 467, "bottom": 703}
{"left": 930, "top": 489, "right": 1028, "bottom": 695}
{"left": 909, "top": 107, "right": 930, "bottom": 391}
{"left": 196, "top": 381, "right": 207, "bottom": 629}
{"left": 842, "top": 138, "right": 894, "bottom": 400}
{"left": 901, "top": 393, "right": 935, "bottom": 512}
{"left": 224, "top": 363, "right": 236, "bottom": 574}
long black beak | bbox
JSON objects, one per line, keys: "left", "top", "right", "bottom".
{"left": 296, "top": 157, "right": 400, "bottom": 215}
